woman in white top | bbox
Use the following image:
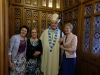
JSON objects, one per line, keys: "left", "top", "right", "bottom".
{"left": 60, "top": 23, "right": 77, "bottom": 75}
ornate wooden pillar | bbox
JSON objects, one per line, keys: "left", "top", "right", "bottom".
{"left": 0, "top": 0, "right": 9, "bottom": 75}
{"left": 4, "top": 0, "right": 9, "bottom": 75}
{"left": 0, "top": 0, "right": 4, "bottom": 75}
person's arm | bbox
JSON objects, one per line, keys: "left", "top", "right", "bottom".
{"left": 8, "top": 35, "right": 16, "bottom": 68}
{"left": 59, "top": 37, "right": 64, "bottom": 45}
{"left": 33, "top": 40, "right": 43, "bottom": 56}
{"left": 26, "top": 40, "right": 33, "bottom": 60}
{"left": 60, "top": 36, "right": 77, "bottom": 52}
{"left": 8, "top": 55, "right": 12, "bottom": 67}
{"left": 59, "top": 34, "right": 65, "bottom": 44}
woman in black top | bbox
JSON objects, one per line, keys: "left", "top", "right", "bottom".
{"left": 26, "top": 28, "right": 43, "bottom": 75}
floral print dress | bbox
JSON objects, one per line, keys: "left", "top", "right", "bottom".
{"left": 10, "top": 40, "right": 26, "bottom": 75}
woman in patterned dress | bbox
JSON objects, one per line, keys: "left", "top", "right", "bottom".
{"left": 8, "top": 25, "right": 29, "bottom": 75}
{"left": 26, "top": 28, "right": 43, "bottom": 75}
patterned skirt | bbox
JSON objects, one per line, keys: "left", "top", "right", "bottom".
{"left": 26, "top": 57, "right": 42, "bottom": 75}
{"left": 10, "top": 52, "right": 26, "bottom": 75}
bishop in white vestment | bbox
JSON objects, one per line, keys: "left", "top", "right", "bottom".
{"left": 40, "top": 13, "right": 61, "bottom": 75}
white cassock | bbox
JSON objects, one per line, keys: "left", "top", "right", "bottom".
{"left": 40, "top": 28, "right": 60, "bottom": 75}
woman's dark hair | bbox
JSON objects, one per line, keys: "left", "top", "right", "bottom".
{"left": 19, "top": 25, "right": 29, "bottom": 33}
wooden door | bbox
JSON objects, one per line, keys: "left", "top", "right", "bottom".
{"left": 78, "top": 0, "right": 100, "bottom": 75}
{"left": 63, "top": 0, "right": 100, "bottom": 75}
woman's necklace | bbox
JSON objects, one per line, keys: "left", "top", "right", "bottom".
{"left": 30, "top": 38, "right": 38, "bottom": 46}
{"left": 30, "top": 38, "right": 38, "bottom": 42}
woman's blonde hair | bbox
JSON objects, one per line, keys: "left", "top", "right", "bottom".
{"left": 64, "top": 23, "right": 73, "bottom": 31}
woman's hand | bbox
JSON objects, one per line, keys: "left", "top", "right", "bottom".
{"left": 10, "top": 62, "right": 15, "bottom": 70}
{"left": 33, "top": 51, "right": 41, "bottom": 56}
{"left": 60, "top": 45, "right": 69, "bottom": 52}
{"left": 9, "top": 62, "right": 13, "bottom": 68}
{"left": 59, "top": 37, "right": 63, "bottom": 43}
{"left": 60, "top": 45, "right": 65, "bottom": 50}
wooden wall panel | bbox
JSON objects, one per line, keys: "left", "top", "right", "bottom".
{"left": 0, "top": 0, "right": 9, "bottom": 75}
{"left": 4, "top": 0, "right": 9, "bottom": 75}
{"left": 63, "top": 7, "right": 79, "bottom": 35}
{"left": 9, "top": 0, "right": 63, "bottom": 37}
{"left": 11, "top": 0, "right": 23, "bottom": 5}
{"left": 80, "top": 60, "right": 88, "bottom": 75}
{"left": 0, "top": 0, "right": 4, "bottom": 74}
{"left": 88, "top": 64, "right": 99, "bottom": 75}
{"left": 23, "top": 8, "right": 54, "bottom": 37}
{"left": 9, "top": 6, "right": 23, "bottom": 38}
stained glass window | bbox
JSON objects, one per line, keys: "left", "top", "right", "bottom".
{"left": 42, "top": 12, "right": 46, "bottom": 19}
{"left": 33, "top": 0, "right": 38, "bottom": 5}
{"left": 85, "top": 5, "right": 92, "bottom": 15}
{"left": 48, "top": 13, "right": 52, "bottom": 20}
{"left": 65, "top": 0, "right": 69, "bottom": 7}
{"left": 33, "top": 11, "right": 38, "bottom": 19}
{"left": 41, "top": 20, "right": 46, "bottom": 32}
{"left": 56, "top": 0, "right": 60, "bottom": 8}
{"left": 15, "top": 8, "right": 21, "bottom": 17}
{"left": 42, "top": 0, "right": 46, "bottom": 6}
{"left": 73, "top": 20, "right": 78, "bottom": 35}
{"left": 48, "top": 0, "right": 53, "bottom": 7}
{"left": 33, "top": 20, "right": 38, "bottom": 29}
{"left": 48, "top": 21, "right": 51, "bottom": 27}
{"left": 74, "top": 10, "right": 78, "bottom": 19}
{"left": 92, "top": 16, "right": 100, "bottom": 55}
{"left": 26, "top": 19, "right": 32, "bottom": 29}
{"left": 15, "top": 18, "right": 20, "bottom": 34}
{"left": 64, "top": 13, "right": 68, "bottom": 20}
{"left": 94, "top": 2, "right": 100, "bottom": 13}
{"left": 25, "top": 0, "right": 31, "bottom": 4}
{"left": 26, "top": 10, "right": 32, "bottom": 18}
{"left": 68, "top": 12, "right": 72, "bottom": 19}
{"left": 83, "top": 18, "right": 91, "bottom": 52}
